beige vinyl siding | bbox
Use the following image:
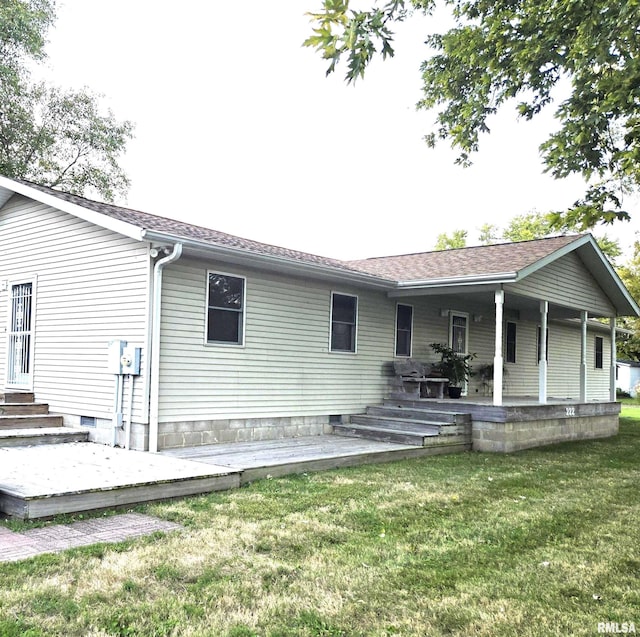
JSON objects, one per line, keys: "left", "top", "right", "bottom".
{"left": 508, "top": 252, "right": 615, "bottom": 316}
{"left": 0, "top": 195, "right": 150, "bottom": 421}
{"left": 158, "top": 259, "right": 397, "bottom": 421}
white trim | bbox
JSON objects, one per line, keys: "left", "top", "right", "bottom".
{"left": 5, "top": 276, "right": 37, "bottom": 390}
{"left": 539, "top": 301, "right": 549, "bottom": 404}
{"left": 204, "top": 270, "right": 247, "bottom": 347}
{"left": 329, "top": 291, "right": 358, "bottom": 354}
{"left": 580, "top": 311, "right": 588, "bottom": 401}
{"left": 0, "top": 177, "right": 145, "bottom": 241}
{"left": 448, "top": 311, "right": 469, "bottom": 356}
{"left": 394, "top": 303, "right": 414, "bottom": 358}
{"left": 493, "top": 290, "right": 504, "bottom": 406}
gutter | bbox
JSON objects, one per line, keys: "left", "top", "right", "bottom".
{"left": 394, "top": 271, "right": 517, "bottom": 290}
{"left": 140, "top": 230, "right": 394, "bottom": 290}
{"left": 148, "top": 243, "right": 183, "bottom": 453}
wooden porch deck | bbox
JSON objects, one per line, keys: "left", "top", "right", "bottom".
{"left": 0, "top": 434, "right": 464, "bottom": 520}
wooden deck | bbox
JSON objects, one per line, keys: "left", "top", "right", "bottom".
{"left": 0, "top": 434, "right": 468, "bottom": 519}
{"left": 0, "top": 443, "right": 238, "bottom": 520}
{"left": 162, "top": 434, "right": 466, "bottom": 484}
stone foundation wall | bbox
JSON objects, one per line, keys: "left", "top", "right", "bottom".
{"left": 472, "top": 413, "right": 619, "bottom": 453}
{"left": 157, "top": 415, "right": 332, "bottom": 450}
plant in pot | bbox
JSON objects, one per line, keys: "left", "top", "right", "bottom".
{"left": 429, "top": 342, "right": 476, "bottom": 399}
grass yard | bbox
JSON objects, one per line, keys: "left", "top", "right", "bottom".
{"left": 1, "top": 410, "right": 639, "bottom": 637}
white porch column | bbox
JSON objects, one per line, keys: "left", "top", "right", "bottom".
{"left": 580, "top": 310, "right": 588, "bottom": 402}
{"left": 539, "top": 300, "right": 548, "bottom": 404}
{"left": 493, "top": 289, "right": 504, "bottom": 406}
{"left": 610, "top": 317, "right": 617, "bottom": 401}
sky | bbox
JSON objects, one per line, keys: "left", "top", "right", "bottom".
{"left": 34, "top": 0, "right": 640, "bottom": 260}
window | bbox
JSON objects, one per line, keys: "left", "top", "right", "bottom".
{"left": 595, "top": 336, "right": 604, "bottom": 369}
{"left": 395, "top": 304, "right": 413, "bottom": 357}
{"left": 206, "top": 272, "right": 245, "bottom": 345}
{"left": 449, "top": 312, "right": 468, "bottom": 354}
{"left": 537, "top": 326, "right": 549, "bottom": 363}
{"left": 505, "top": 321, "right": 517, "bottom": 364}
{"left": 331, "top": 293, "right": 357, "bottom": 352}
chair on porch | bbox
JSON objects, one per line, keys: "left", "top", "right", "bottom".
{"left": 392, "top": 359, "right": 449, "bottom": 399}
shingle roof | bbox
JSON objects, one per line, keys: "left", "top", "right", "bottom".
{"left": 346, "top": 235, "right": 584, "bottom": 281}
{"left": 17, "top": 180, "right": 357, "bottom": 273}
{"left": 14, "top": 179, "right": 584, "bottom": 284}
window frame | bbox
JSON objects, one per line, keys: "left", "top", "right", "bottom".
{"left": 505, "top": 321, "right": 517, "bottom": 364}
{"left": 395, "top": 303, "right": 413, "bottom": 358}
{"left": 595, "top": 335, "right": 604, "bottom": 369}
{"left": 449, "top": 311, "right": 469, "bottom": 355}
{"left": 329, "top": 292, "right": 358, "bottom": 354}
{"left": 205, "top": 270, "right": 246, "bottom": 347}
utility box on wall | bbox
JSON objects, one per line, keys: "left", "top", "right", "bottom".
{"left": 107, "top": 340, "right": 141, "bottom": 375}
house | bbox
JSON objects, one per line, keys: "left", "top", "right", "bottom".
{"left": 1, "top": 176, "right": 638, "bottom": 453}
{"left": 616, "top": 360, "right": 640, "bottom": 397}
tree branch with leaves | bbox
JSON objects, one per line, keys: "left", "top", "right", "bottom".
{"left": 305, "top": 0, "right": 640, "bottom": 230}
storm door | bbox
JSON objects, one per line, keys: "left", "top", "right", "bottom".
{"left": 6, "top": 281, "right": 35, "bottom": 388}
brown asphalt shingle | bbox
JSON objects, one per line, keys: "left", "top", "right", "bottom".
{"left": 345, "top": 235, "right": 583, "bottom": 281}
{"left": 16, "top": 180, "right": 584, "bottom": 284}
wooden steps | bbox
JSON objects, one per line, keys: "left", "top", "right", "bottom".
{"left": 0, "top": 427, "right": 89, "bottom": 447}
{"left": 0, "top": 391, "right": 74, "bottom": 444}
{"left": 334, "top": 401, "right": 473, "bottom": 449}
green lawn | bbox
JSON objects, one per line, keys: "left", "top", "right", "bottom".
{"left": 1, "top": 410, "right": 639, "bottom": 637}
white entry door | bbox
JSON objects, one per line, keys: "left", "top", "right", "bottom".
{"left": 6, "top": 280, "right": 35, "bottom": 389}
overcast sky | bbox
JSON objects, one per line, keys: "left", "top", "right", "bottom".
{"left": 36, "top": 0, "right": 639, "bottom": 260}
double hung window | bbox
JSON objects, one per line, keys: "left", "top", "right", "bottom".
{"left": 206, "top": 272, "right": 245, "bottom": 345}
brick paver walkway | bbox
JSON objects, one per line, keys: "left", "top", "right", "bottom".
{"left": 0, "top": 513, "right": 182, "bottom": 562}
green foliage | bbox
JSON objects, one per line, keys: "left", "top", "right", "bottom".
{"left": 429, "top": 341, "right": 476, "bottom": 386}
{"left": 0, "top": 0, "right": 133, "bottom": 201}
{"left": 306, "top": 0, "right": 640, "bottom": 229}
{"left": 616, "top": 239, "right": 640, "bottom": 360}
{"left": 0, "top": 0, "right": 55, "bottom": 80}
{"left": 433, "top": 228, "right": 467, "bottom": 250}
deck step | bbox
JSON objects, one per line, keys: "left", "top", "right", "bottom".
{"left": 0, "top": 414, "right": 64, "bottom": 429}
{"left": 0, "top": 392, "right": 35, "bottom": 404}
{"left": 367, "top": 405, "right": 472, "bottom": 425}
{"left": 333, "top": 423, "right": 437, "bottom": 446}
{"left": 0, "top": 427, "right": 89, "bottom": 447}
{"left": 353, "top": 414, "right": 471, "bottom": 436}
{"left": 0, "top": 403, "right": 50, "bottom": 416}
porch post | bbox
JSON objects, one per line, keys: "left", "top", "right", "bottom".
{"left": 539, "top": 300, "right": 548, "bottom": 404}
{"left": 493, "top": 289, "right": 504, "bottom": 406}
{"left": 580, "top": 311, "right": 588, "bottom": 402}
{"left": 610, "top": 317, "right": 617, "bottom": 401}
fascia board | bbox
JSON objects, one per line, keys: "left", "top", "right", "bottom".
{"left": 393, "top": 272, "right": 517, "bottom": 290}
{"left": 514, "top": 235, "right": 591, "bottom": 281}
{"left": 0, "top": 176, "right": 146, "bottom": 241}
{"left": 142, "top": 230, "right": 395, "bottom": 290}
{"left": 515, "top": 234, "right": 640, "bottom": 317}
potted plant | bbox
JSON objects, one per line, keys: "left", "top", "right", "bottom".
{"left": 429, "top": 342, "right": 476, "bottom": 398}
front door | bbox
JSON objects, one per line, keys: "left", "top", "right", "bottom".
{"left": 6, "top": 280, "right": 35, "bottom": 389}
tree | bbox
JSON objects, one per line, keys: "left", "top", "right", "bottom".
{"left": 0, "top": 0, "right": 133, "bottom": 201}
{"left": 617, "top": 240, "right": 640, "bottom": 361}
{"left": 305, "top": 0, "right": 640, "bottom": 230}
{"left": 434, "top": 229, "right": 467, "bottom": 250}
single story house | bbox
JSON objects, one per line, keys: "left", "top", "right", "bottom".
{"left": 1, "top": 176, "right": 638, "bottom": 453}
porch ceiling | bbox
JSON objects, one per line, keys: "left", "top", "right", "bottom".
{"left": 391, "top": 288, "right": 609, "bottom": 321}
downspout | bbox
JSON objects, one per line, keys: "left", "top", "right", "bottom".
{"left": 149, "top": 243, "right": 183, "bottom": 452}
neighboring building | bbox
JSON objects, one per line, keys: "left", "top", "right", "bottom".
{"left": 616, "top": 360, "right": 640, "bottom": 397}
{"left": 1, "top": 176, "right": 638, "bottom": 453}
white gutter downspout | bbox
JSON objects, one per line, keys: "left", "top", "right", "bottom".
{"left": 149, "top": 243, "right": 182, "bottom": 453}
